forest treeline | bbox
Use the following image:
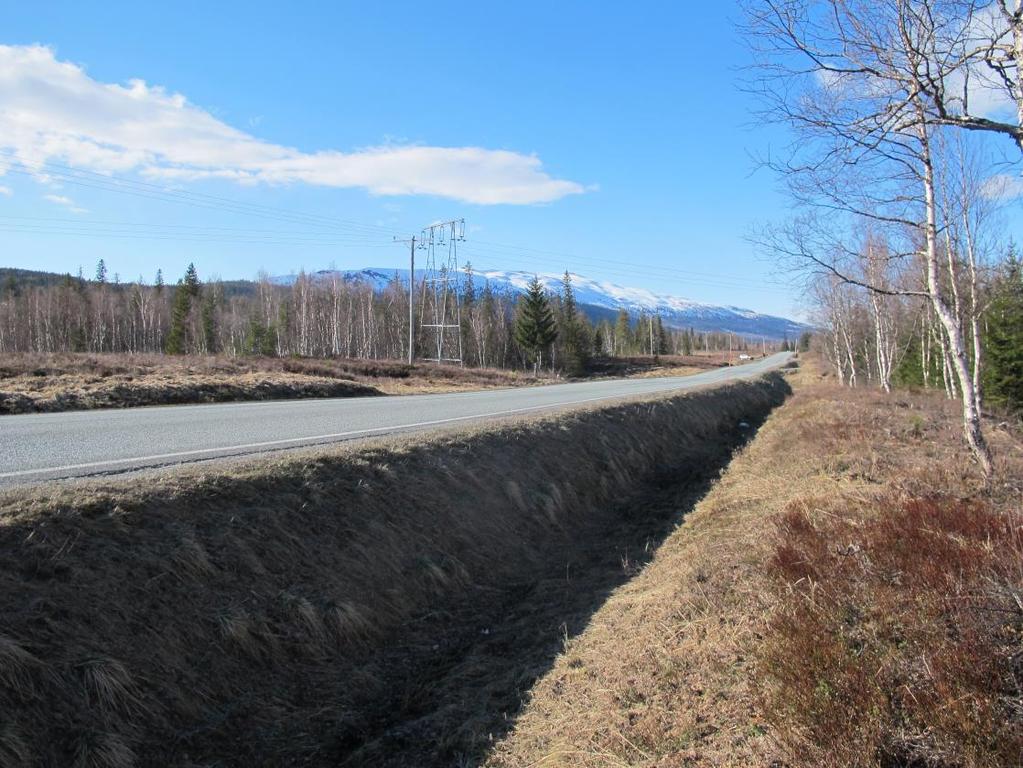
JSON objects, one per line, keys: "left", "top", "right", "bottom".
{"left": 0, "top": 263, "right": 786, "bottom": 374}
{"left": 815, "top": 242, "right": 1023, "bottom": 417}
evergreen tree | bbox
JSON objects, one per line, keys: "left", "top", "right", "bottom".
{"left": 656, "top": 316, "right": 670, "bottom": 355}
{"left": 154, "top": 268, "right": 164, "bottom": 294}
{"left": 166, "top": 264, "right": 201, "bottom": 354}
{"left": 462, "top": 262, "right": 476, "bottom": 306}
{"left": 165, "top": 281, "right": 191, "bottom": 354}
{"left": 244, "top": 316, "right": 277, "bottom": 356}
{"left": 984, "top": 245, "right": 1023, "bottom": 414}
{"left": 95, "top": 259, "right": 107, "bottom": 284}
{"left": 558, "top": 271, "right": 588, "bottom": 375}
{"left": 201, "top": 289, "right": 218, "bottom": 354}
{"left": 515, "top": 276, "right": 558, "bottom": 373}
{"left": 614, "top": 309, "right": 632, "bottom": 356}
{"left": 183, "top": 262, "right": 201, "bottom": 298}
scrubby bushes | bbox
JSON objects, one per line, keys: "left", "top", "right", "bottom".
{"left": 761, "top": 495, "right": 1023, "bottom": 768}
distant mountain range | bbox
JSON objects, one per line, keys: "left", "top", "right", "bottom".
{"left": 273, "top": 267, "right": 811, "bottom": 340}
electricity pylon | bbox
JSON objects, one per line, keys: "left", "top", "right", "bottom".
{"left": 419, "top": 218, "right": 466, "bottom": 365}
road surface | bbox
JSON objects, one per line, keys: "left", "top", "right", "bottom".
{"left": 0, "top": 353, "right": 791, "bottom": 486}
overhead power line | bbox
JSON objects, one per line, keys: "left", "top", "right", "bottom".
{"left": 0, "top": 154, "right": 794, "bottom": 298}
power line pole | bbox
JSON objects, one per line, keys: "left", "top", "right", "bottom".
{"left": 420, "top": 218, "right": 466, "bottom": 366}
{"left": 394, "top": 235, "right": 418, "bottom": 365}
{"left": 408, "top": 236, "right": 416, "bottom": 365}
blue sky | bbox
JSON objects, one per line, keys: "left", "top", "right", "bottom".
{"left": 0, "top": 2, "right": 1013, "bottom": 319}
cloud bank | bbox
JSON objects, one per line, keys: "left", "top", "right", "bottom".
{"left": 0, "top": 44, "right": 586, "bottom": 205}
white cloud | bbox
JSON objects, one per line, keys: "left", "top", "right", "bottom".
{"left": 0, "top": 185, "right": 11, "bottom": 196}
{"left": 43, "top": 192, "right": 88, "bottom": 213}
{"left": 949, "top": 5, "right": 1018, "bottom": 119}
{"left": 982, "top": 173, "right": 1023, "bottom": 200}
{"left": 0, "top": 44, "right": 586, "bottom": 205}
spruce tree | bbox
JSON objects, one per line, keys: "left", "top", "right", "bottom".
{"left": 183, "top": 262, "right": 201, "bottom": 298}
{"left": 614, "top": 309, "right": 631, "bottom": 356}
{"left": 558, "top": 271, "right": 588, "bottom": 375}
{"left": 984, "top": 245, "right": 1023, "bottom": 414}
{"left": 515, "top": 276, "right": 558, "bottom": 373}
{"left": 165, "top": 264, "right": 201, "bottom": 354}
{"left": 165, "top": 281, "right": 191, "bottom": 355}
{"left": 201, "top": 290, "right": 218, "bottom": 354}
{"left": 95, "top": 259, "right": 107, "bottom": 284}
{"left": 656, "top": 316, "right": 670, "bottom": 354}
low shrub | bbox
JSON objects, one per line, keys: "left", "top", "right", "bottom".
{"left": 761, "top": 495, "right": 1023, "bottom": 768}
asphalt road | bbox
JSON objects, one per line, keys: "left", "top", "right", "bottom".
{"left": 0, "top": 352, "right": 791, "bottom": 486}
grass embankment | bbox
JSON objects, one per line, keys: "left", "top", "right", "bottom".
{"left": 0, "top": 352, "right": 731, "bottom": 415}
{"left": 0, "top": 353, "right": 541, "bottom": 414}
{"left": 485, "top": 362, "right": 1023, "bottom": 768}
{"left": 0, "top": 374, "right": 789, "bottom": 767}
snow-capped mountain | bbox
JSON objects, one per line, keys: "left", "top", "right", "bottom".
{"left": 273, "top": 267, "right": 810, "bottom": 340}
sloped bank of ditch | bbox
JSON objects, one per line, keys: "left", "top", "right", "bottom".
{"left": 0, "top": 374, "right": 790, "bottom": 767}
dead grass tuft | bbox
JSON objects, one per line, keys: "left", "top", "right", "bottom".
{"left": 71, "top": 730, "right": 135, "bottom": 768}
{"left": 78, "top": 658, "right": 140, "bottom": 716}
{"left": 170, "top": 536, "right": 215, "bottom": 579}
{"left": 0, "top": 721, "right": 31, "bottom": 768}
{"left": 218, "top": 610, "right": 266, "bottom": 661}
{"left": 280, "top": 592, "right": 328, "bottom": 652}
{"left": 326, "top": 601, "right": 376, "bottom": 646}
{"left": 0, "top": 637, "right": 38, "bottom": 698}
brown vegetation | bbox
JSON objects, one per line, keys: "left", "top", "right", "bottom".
{"left": 764, "top": 495, "right": 1023, "bottom": 767}
{"left": 0, "top": 374, "right": 789, "bottom": 766}
{"left": 0, "top": 352, "right": 544, "bottom": 414}
{"left": 0, "top": 351, "right": 725, "bottom": 415}
{"left": 485, "top": 361, "right": 1022, "bottom": 768}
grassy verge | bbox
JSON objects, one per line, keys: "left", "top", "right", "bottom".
{"left": 0, "top": 351, "right": 744, "bottom": 414}
{"left": 485, "top": 361, "right": 1022, "bottom": 768}
{"left": 0, "top": 352, "right": 542, "bottom": 414}
{"left": 0, "top": 374, "right": 789, "bottom": 767}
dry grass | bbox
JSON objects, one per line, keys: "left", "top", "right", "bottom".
{"left": 0, "top": 352, "right": 544, "bottom": 413}
{"left": 0, "top": 374, "right": 789, "bottom": 766}
{"left": 485, "top": 360, "right": 1023, "bottom": 768}
{"left": 0, "top": 352, "right": 727, "bottom": 414}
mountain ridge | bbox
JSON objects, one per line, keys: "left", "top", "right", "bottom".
{"left": 274, "top": 267, "right": 810, "bottom": 340}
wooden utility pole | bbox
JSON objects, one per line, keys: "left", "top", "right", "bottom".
{"left": 408, "top": 236, "right": 416, "bottom": 365}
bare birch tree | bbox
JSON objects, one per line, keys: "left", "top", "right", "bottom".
{"left": 743, "top": 0, "right": 995, "bottom": 473}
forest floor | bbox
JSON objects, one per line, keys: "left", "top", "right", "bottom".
{"left": 0, "top": 351, "right": 738, "bottom": 414}
{"left": 483, "top": 359, "right": 1023, "bottom": 768}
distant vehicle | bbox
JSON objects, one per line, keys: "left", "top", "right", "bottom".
{"left": 738, "top": 353, "right": 752, "bottom": 360}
